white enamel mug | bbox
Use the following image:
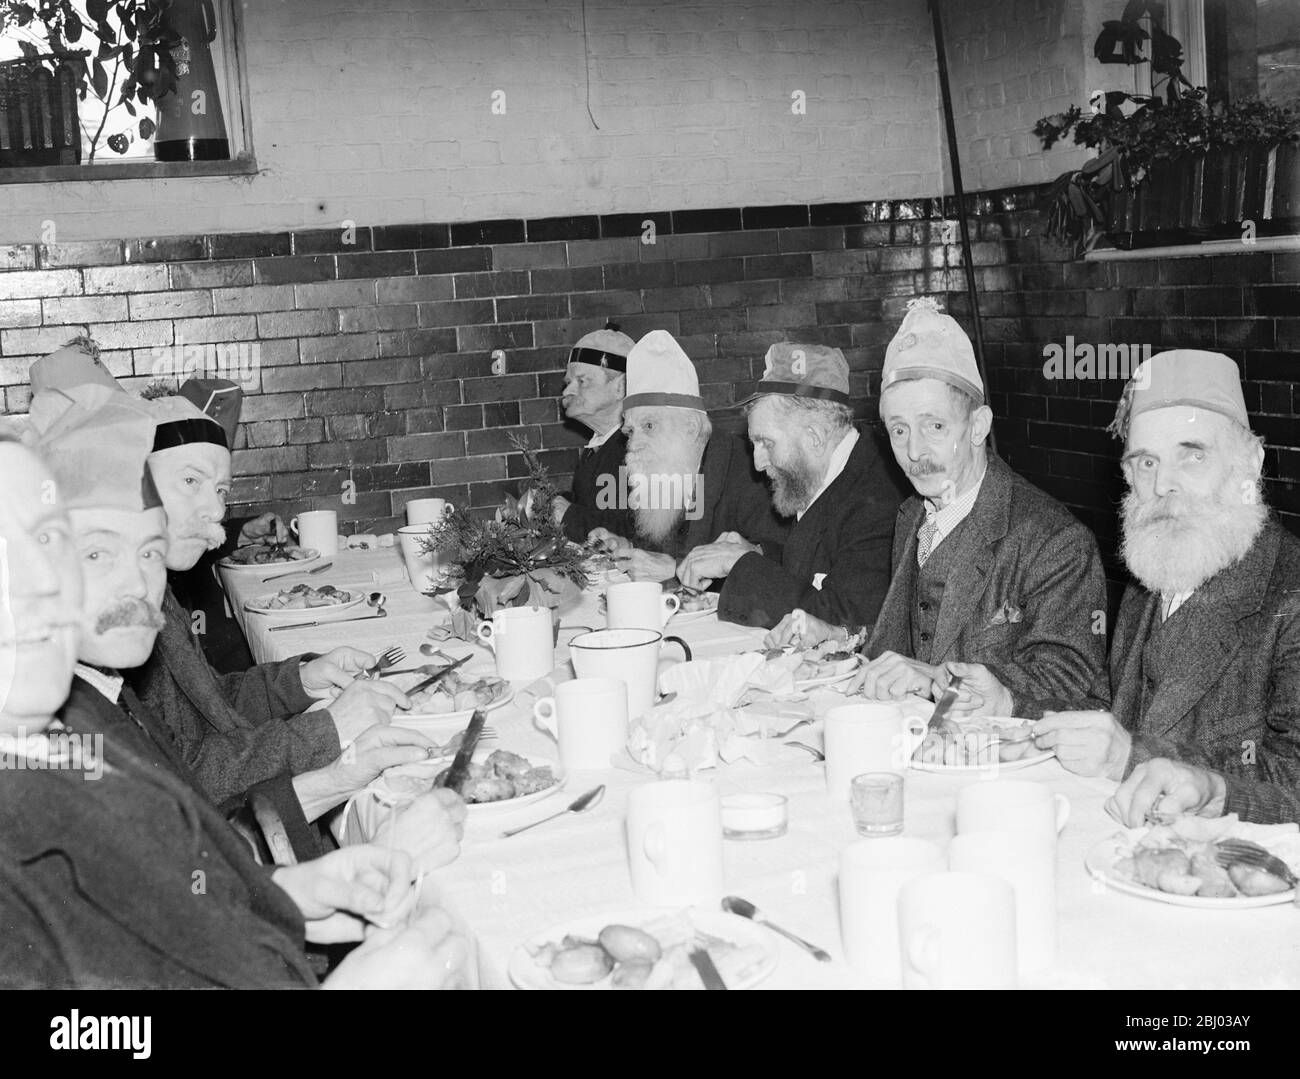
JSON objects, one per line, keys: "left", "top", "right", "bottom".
{"left": 289, "top": 509, "right": 337, "bottom": 557}
{"left": 626, "top": 779, "right": 723, "bottom": 907}
{"left": 405, "top": 497, "right": 455, "bottom": 526}
{"left": 956, "top": 779, "right": 1071, "bottom": 849}
{"left": 605, "top": 581, "right": 680, "bottom": 631}
{"left": 476, "top": 605, "right": 555, "bottom": 683}
{"left": 397, "top": 524, "right": 441, "bottom": 592}
{"left": 568, "top": 628, "right": 692, "bottom": 721}
{"left": 533, "top": 676, "right": 629, "bottom": 771}
{"left": 824, "top": 702, "right": 928, "bottom": 801}
{"left": 898, "top": 871, "right": 1018, "bottom": 989}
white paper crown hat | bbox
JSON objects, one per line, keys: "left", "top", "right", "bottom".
{"left": 622, "top": 330, "right": 704, "bottom": 412}
{"left": 882, "top": 297, "right": 984, "bottom": 404}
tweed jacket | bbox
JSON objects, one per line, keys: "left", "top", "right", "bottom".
{"left": 124, "top": 587, "right": 341, "bottom": 806}
{"left": 720, "top": 430, "right": 906, "bottom": 630}
{"left": 0, "top": 680, "right": 315, "bottom": 989}
{"left": 868, "top": 454, "right": 1109, "bottom": 718}
{"left": 1112, "top": 519, "right": 1300, "bottom": 825}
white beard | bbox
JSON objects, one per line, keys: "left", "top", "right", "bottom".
{"left": 1121, "top": 475, "right": 1267, "bottom": 596}
{"left": 625, "top": 438, "right": 702, "bottom": 547}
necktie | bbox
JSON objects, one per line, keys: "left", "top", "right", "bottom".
{"left": 917, "top": 515, "right": 939, "bottom": 567}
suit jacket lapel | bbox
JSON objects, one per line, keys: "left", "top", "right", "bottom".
{"left": 869, "top": 499, "right": 923, "bottom": 655}
{"left": 930, "top": 457, "right": 1012, "bottom": 662}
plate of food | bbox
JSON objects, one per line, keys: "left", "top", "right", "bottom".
{"left": 909, "top": 716, "right": 1054, "bottom": 774}
{"left": 1085, "top": 816, "right": 1300, "bottom": 908}
{"left": 392, "top": 669, "right": 514, "bottom": 723}
{"left": 671, "top": 588, "right": 720, "bottom": 625}
{"left": 793, "top": 649, "right": 862, "bottom": 690}
{"left": 375, "top": 748, "right": 565, "bottom": 816}
{"left": 509, "top": 908, "right": 779, "bottom": 990}
{"left": 244, "top": 583, "right": 360, "bottom": 617}
{"left": 219, "top": 542, "right": 319, "bottom": 571}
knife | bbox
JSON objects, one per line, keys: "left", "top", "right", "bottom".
{"left": 926, "top": 673, "right": 964, "bottom": 733}
{"left": 268, "top": 610, "right": 387, "bottom": 632}
{"left": 404, "top": 653, "right": 473, "bottom": 696}
{"left": 438, "top": 710, "right": 486, "bottom": 794}
{"left": 688, "top": 948, "right": 728, "bottom": 990}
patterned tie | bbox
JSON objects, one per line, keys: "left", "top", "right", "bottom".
{"left": 917, "top": 515, "right": 940, "bottom": 567}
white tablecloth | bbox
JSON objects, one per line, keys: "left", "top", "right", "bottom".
{"left": 221, "top": 549, "right": 1300, "bottom": 990}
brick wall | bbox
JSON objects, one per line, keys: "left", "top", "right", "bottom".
{"left": 0, "top": 0, "right": 941, "bottom": 243}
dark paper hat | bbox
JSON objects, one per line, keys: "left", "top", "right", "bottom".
{"left": 147, "top": 393, "right": 229, "bottom": 453}
{"left": 740, "top": 342, "right": 851, "bottom": 406}
{"left": 179, "top": 378, "right": 243, "bottom": 449}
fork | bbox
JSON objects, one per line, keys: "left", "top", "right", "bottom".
{"left": 1212, "top": 838, "right": 1299, "bottom": 887}
{"left": 363, "top": 646, "right": 406, "bottom": 679}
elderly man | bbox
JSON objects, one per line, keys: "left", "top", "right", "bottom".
{"left": 589, "top": 330, "right": 787, "bottom": 582}
{"left": 0, "top": 423, "right": 466, "bottom": 988}
{"left": 769, "top": 299, "right": 1107, "bottom": 719}
{"left": 1034, "top": 351, "right": 1300, "bottom": 825}
{"left": 550, "top": 323, "right": 637, "bottom": 542}
{"left": 678, "top": 343, "right": 905, "bottom": 629}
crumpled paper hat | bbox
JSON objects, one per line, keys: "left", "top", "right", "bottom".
{"left": 28, "top": 337, "right": 123, "bottom": 397}
{"left": 178, "top": 378, "right": 243, "bottom": 449}
{"left": 1110, "top": 349, "right": 1249, "bottom": 438}
{"left": 622, "top": 330, "right": 704, "bottom": 412}
{"left": 147, "top": 393, "right": 229, "bottom": 453}
{"left": 740, "top": 342, "right": 851, "bottom": 405}
{"left": 882, "top": 297, "right": 984, "bottom": 404}
{"left": 569, "top": 325, "right": 636, "bottom": 373}
{"left": 29, "top": 384, "right": 161, "bottom": 512}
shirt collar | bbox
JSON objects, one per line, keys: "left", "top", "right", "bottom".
{"left": 797, "top": 428, "right": 859, "bottom": 522}
{"left": 74, "top": 663, "right": 124, "bottom": 704}
{"left": 585, "top": 425, "right": 620, "bottom": 451}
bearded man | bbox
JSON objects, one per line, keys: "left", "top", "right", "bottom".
{"left": 1034, "top": 350, "right": 1300, "bottom": 825}
{"left": 0, "top": 422, "right": 467, "bottom": 988}
{"left": 550, "top": 324, "right": 636, "bottom": 542}
{"left": 588, "top": 330, "right": 786, "bottom": 582}
{"left": 676, "top": 343, "right": 906, "bottom": 629}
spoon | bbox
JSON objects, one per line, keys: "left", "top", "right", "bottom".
{"left": 783, "top": 740, "right": 825, "bottom": 762}
{"left": 721, "top": 896, "right": 832, "bottom": 963}
{"left": 419, "top": 643, "right": 460, "bottom": 661}
{"left": 500, "top": 785, "right": 606, "bottom": 838}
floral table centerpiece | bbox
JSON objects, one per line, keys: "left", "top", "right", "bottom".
{"left": 418, "top": 436, "right": 590, "bottom": 621}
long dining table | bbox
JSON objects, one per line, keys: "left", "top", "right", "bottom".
{"left": 221, "top": 546, "right": 1300, "bottom": 990}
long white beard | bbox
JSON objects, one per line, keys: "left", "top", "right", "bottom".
{"left": 1121, "top": 475, "right": 1267, "bottom": 595}
{"left": 625, "top": 440, "right": 701, "bottom": 547}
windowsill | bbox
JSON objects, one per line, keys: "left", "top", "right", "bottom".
{"left": 0, "top": 156, "right": 258, "bottom": 185}
{"left": 1086, "top": 234, "right": 1300, "bottom": 260}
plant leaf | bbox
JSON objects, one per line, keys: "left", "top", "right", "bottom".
{"left": 87, "top": 0, "right": 110, "bottom": 22}
{"left": 91, "top": 58, "right": 108, "bottom": 100}
{"left": 138, "top": 116, "right": 154, "bottom": 139}
{"left": 64, "top": 10, "right": 82, "bottom": 41}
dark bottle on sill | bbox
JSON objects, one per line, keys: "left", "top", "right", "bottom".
{"left": 153, "top": 0, "right": 231, "bottom": 163}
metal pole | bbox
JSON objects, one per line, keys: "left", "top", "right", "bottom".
{"left": 929, "top": 0, "right": 996, "bottom": 453}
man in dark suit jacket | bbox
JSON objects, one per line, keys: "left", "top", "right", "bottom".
{"left": 1037, "top": 350, "right": 1300, "bottom": 825}
{"left": 679, "top": 343, "right": 905, "bottom": 629}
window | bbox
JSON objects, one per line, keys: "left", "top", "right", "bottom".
{"left": 0, "top": 0, "right": 253, "bottom": 180}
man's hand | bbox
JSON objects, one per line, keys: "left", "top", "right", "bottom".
{"left": 1032, "top": 710, "right": 1133, "bottom": 780}
{"left": 848, "top": 650, "right": 941, "bottom": 700}
{"left": 764, "top": 609, "right": 846, "bottom": 650}
{"left": 325, "top": 906, "right": 471, "bottom": 990}
{"left": 237, "top": 512, "right": 289, "bottom": 548}
{"left": 372, "top": 788, "right": 468, "bottom": 873}
{"left": 623, "top": 548, "right": 678, "bottom": 583}
{"left": 273, "top": 846, "right": 414, "bottom": 944}
{"left": 931, "top": 662, "right": 1014, "bottom": 720}
{"left": 1106, "top": 758, "right": 1228, "bottom": 828}
{"left": 586, "top": 527, "right": 632, "bottom": 553}
{"left": 301, "top": 646, "right": 376, "bottom": 698}
{"left": 549, "top": 494, "right": 571, "bottom": 526}
{"left": 676, "top": 532, "right": 759, "bottom": 591}
{"left": 326, "top": 679, "right": 411, "bottom": 744}
{"left": 293, "top": 724, "right": 438, "bottom": 822}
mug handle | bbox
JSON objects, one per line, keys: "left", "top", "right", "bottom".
{"left": 643, "top": 822, "right": 667, "bottom": 871}
{"left": 533, "top": 697, "right": 558, "bottom": 739}
{"left": 1054, "top": 793, "right": 1071, "bottom": 833}
{"left": 662, "top": 593, "right": 681, "bottom": 622}
{"left": 289, "top": 517, "right": 299, "bottom": 536}
{"left": 905, "top": 923, "right": 942, "bottom": 986}
{"left": 662, "top": 636, "right": 692, "bottom": 663}
{"left": 476, "top": 621, "right": 496, "bottom": 651}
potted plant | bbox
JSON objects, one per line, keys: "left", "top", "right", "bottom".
{"left": 1034, "top": 2, "right": 1300, "bottom": 252}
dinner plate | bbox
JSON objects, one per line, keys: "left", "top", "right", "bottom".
{"left": 794, "top": 656, "right": 863, "bottom": 691}
{"left": 243, "top": 586, "right": 362, "bottom": 618}
{"left": 219, "top": 548, "right": 320, "bottom": 573}
{"left": 1084, "top": 834, "right": 1298, "bottom": 909}
{"left": 672, "top": 593, "right": 720, "bottom": 625}
{"left": 393, "top": 688, "right": 516, "bottom": 728}
{"left": 381, "top": 751, "right": 567, "bottom": 817}
{"left": 508, "top": 907, "right": 779, "bottom": 990}
{"left": 908, "top": 716, "right": 1053, "bottom": 774}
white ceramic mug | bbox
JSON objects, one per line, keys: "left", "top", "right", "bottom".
{"left": 898, "top": 871, "right": 1018, "bottom": 989}
{"left": 397, "top": 524, "right": 442, "bottom": 592}
{"left": 476, "top": 605, "right": 555, "bottom": 683}
{"left": 956, "top": 780, "right": 1071, "bottom": 849}
{"left": 824, "top": 702, "right": 928, "bottom": 801}
{"left": 568, "top": 628, "right": 692, "bottom": 721}
{"left": 533, "top": 677, "right": 629, "bottom": 771}
{"left": 289, "top": 509, "right": 338, "bottom": 557}
{"left": 405, "top": 497, "right": 455, "bottom": 526}
{"left": 839, "top": 837, "right": 945, "bottom": 985}
{"left": 626, "top": 779, "right": 723, "bottom": 907}
{"left": 605, "top": 581, "right": 680, "bottom": 631}
{"left": 949, "top": 829, "right": 1057, "bottom": 977}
